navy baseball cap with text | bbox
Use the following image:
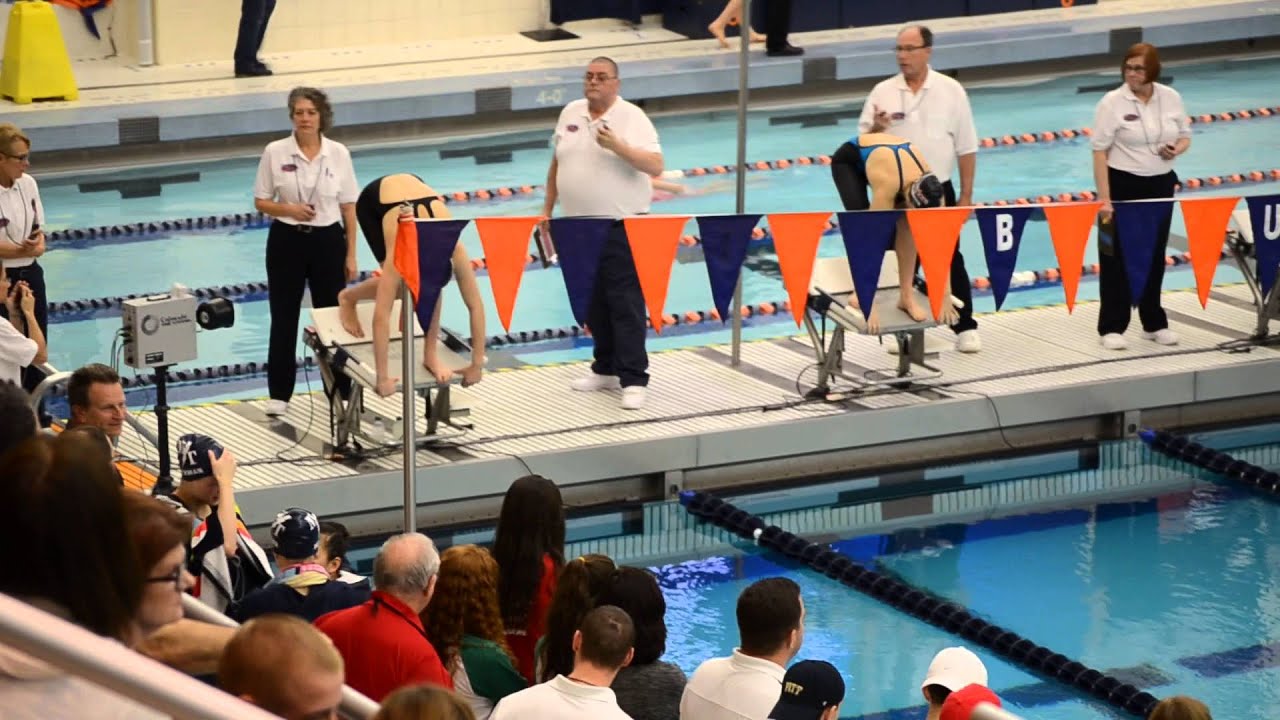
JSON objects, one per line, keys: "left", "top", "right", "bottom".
{"left": 769, "top": 660, "right": 846, "bottom": 720}
{"left": 176, "top": 433, "right": 224, "bottom": 481}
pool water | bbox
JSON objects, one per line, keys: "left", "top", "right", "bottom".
{"left": 34, "top": 56, "right": 1280, "bottom": 392}
{"left": 641, "top": 434, "right": 1280, "bottom": 720}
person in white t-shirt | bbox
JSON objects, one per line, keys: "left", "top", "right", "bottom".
{"left": 1091, "top": 43, "right": 1190, "bottom": 351}
{"left": 859, "top": 26, "right": 981, "bottom": 354}
{"left": 491, "top": 605, "right": 635, "bottom": 720}
{"left": 541, "top": 57, "right": 664, "bottom": 411}
{"left": 253, "top": 87, "right": 360, "bottom": 417}
{"left": 680, "top": 577, "right": 805, "bottom": 720}
{"left": 0, "top": 263, "right": 45, "bottom": 389}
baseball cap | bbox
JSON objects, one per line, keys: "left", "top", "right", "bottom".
{"left": 940, "top": 684, "right": 1002, "bottom": 720}
{"left": 922, "top": 647, "right": 989, "bottom": 693}
{"left": 176, "top": 433, "right": 224, "bottom": 481}
{"left": 271, "top": 507, "right": 321, "bottom": 559}
{"left": 769, "top": 660, "right": 846, "bottom": 720}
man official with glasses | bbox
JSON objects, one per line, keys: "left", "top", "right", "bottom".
{"left": 541, "top": 57, "right": 664, "bottom": 410}
{"left": 858, "top": 26, "right": 982, "bottom": 353}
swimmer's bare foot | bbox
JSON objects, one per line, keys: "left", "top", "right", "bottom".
{"left": 866, "top": 306, "right": 883, "bottom": 335}
{"left": 337, "top": 290, "right": 364, "bottom": 337}
{"left": 709, "top": 22, "right": 729, "bottom": 49}
{"left": 898, "top": 297, "right": 928, "bottom": 323}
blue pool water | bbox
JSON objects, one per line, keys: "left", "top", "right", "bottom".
{"left": 637, "top": 434, "right": 1280, "bottom": 720}
{"left": 34, "top": 56, "right": 1280, "bottom": 390}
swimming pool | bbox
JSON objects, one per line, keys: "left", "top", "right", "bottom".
{"left": 35, "top": 55, "right": 1280, "bottom": 393}
{"left": 552, "top": 422, "right": 1280, "bottom": 719}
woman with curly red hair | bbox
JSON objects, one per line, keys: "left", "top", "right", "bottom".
{"left": 423, "top": 545, "right": 526, "bottom": 720}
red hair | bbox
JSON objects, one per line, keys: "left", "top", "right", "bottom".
{"left": 1124, "top": 43, "right": 1161, "bottom": 84}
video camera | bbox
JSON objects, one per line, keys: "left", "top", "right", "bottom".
{"left": 122, "top": 288, "right": 236, "bottom": 370}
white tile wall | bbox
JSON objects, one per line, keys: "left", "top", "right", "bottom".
{"left": 153, "top": 0, "right": 544, "bottom": 65}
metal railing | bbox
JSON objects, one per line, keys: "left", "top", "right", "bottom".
{"left": 974, "top": 703, "right": 1026, "bottom": 720}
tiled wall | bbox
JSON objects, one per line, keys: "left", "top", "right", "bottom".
{"left": 153, "top": 0, "right": 544, "bottom": 65}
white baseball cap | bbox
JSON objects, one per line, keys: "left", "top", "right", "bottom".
{"left": 921, "top": 647, "right": 989, "bottom": 692}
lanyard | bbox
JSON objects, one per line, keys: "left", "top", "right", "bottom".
{"left": 1130, "top": 88, "right": 1166, "bottom": 155}
{"left": 294, "top": 155, "right": 327, "bottom": 208}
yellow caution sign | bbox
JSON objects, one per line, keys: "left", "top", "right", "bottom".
{"left": 1, "top": 0, "right": 78, "bottom": 104}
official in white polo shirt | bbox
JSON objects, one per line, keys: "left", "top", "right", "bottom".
{"left": 1092, "top": 43, "right": 1190, "bottom": 351}
{"left": 253, "top": 87, "right": 359, "bottom": 416}
{"left": 491, "top": 605, "right": 635, "bottom": 720}
{"left": 681, "top": 578, "right": 804, "bottom": 720}
{"left": 859, "top": 25, "right": 981, "bottom": 353}
{"left": 541, "top": 56, "right": 664, "bottom": 411}
{"left": 0, "top": 123, "right": 49, "bottom": 395}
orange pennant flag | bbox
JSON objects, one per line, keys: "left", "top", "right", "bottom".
{"left": 906, "top": 207, "right": 971, "bottom": 321}
{"left": 393, "top": 216, "right": 420, "bottom": 301}
{"left": 624, "top": 216, "right": 691, "bottom": 334}
{"left": 475, "top": 216, "right": 540, "bottom": 332}
{"left": 1042, "top": 202, "right": 1102, "bottom": 313}
{"left": 1179, "top": 197, "right": 1239, "bottom": 308}
{"left": 767, "top": 212, "right": 831, "bottom": 327}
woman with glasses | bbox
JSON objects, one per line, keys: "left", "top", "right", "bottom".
{"left": 122, "top": 491, "right": 196, "bottom": 637}
{"left": 0, "top": 123, "right": 48, "bottom": 399}
{"left": 253, "top": 87, "right": 360, "bottom": 416}
{"left": 1091, "top": 43, "right": 1190, "bottom": 351}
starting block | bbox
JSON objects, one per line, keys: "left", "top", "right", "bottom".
{"left": 304, "top": 300, "right": 475, "bottom": 450}
{"left": 1227, "top": 209, "right": 1279, "bottom": 338}
{"left": 803, "top": 254, "right": 943, "bottom": 394}
{"left": 1, "top": 0, "right": 78, "bottom": 104}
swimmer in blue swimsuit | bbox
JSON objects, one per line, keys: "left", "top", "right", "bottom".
{"left": 831, "top": 132, "right": 957, "bottom": 331}
{"left": 336, "top": 174, "right": 487, "bottom": 396}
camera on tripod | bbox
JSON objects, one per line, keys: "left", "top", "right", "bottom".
{"left": 121, "top": 288, "right": 236, "bottom": 370}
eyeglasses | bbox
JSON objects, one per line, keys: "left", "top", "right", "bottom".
{"left": 4, "top": 153, "right": 29, "bottom": 162}
{"left": 583, "top": 73, "right": 617, "bottom": 83}
{"left": 147, "top": 567, "right": 184, "bottom": 590}
{"left": 894, "top": 45, "right": 929, "bottom": 53}
{"left": 1123, "top": 64, "right": 1146, "bottom": 73}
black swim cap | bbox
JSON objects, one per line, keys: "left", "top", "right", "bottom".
{"left": 909, "top": 173, "right": 944, "bottom": 208}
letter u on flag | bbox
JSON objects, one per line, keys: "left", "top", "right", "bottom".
{"left": 974, "top": 206, "right": 1032, "bottom": 311}
{"left": 1246, "top": 194, "right": 1280, "bottom": 297}
{"left": 836, "top": 210, "right": 899, "bottom": 321}
{"left": 548, "top": 217, "right": 614, "bottom": 327}
{"left": 624, "top": 216, "right": 691, "bottom": 334}
{"left": 475, "top": 216, "right": 541, "bottom": 332}
{"left": 394, "top": 218, "right": 467, "bottom": 332}
{"left": 1113, "top": 200, "right": 1174, "bottom": 305}
{"left": 697, "top": 214, "right": 761, "bottom": 322}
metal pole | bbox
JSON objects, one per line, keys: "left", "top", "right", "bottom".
{"left": 730, "top": 0, "right": 751, "bottom": 367}
{"left": 401, "top": 284, "right": 417, "bottom": 533}
{"left": 136, "top": 0, "right": 156, "bottom": 66}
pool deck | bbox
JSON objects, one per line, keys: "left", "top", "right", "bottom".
{"left": 18, "top": 0, "right": 1280, "bottom": 156}
{"left": 114, "top": 283, "right": 1280, "bottom": 535}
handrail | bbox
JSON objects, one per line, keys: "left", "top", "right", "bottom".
{"left": 29, "top": 364, "right": 70, "bottom": 413}
{"left": 181, "top": 595, "right": 380, "bottom": 720}
{"left": 0, "top": 591, "right": 278, "bottom": 720}
{"left": 974, "top": 703, "right": 1026, "bottom": 720}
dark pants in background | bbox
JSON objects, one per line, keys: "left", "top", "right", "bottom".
{"left": 234, "top": 0, "right": 276, "bottom": 71}
{"left": 914, "top": 181, "right": 978, "bottom": 334}
{"left": 589, "top": 222, "right": 649, "bottom": 388}
{"left": 266, "top": 221, "right": 345, "bottom": 402}
{"left": 3, "top": 261, "right": 49, "bottom": 398}
{"left": 1097, "top": 168, "right": 1177, "bottom": 336}
{"left": 764, "top": 0, "right": 793, "bottom": 52}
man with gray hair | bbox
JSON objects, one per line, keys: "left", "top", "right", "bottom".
{"left": 314, "top": 532, "right": 453, "bottom": 701}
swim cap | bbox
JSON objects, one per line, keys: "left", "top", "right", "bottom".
{"left": 909, "top": 173, "right": 944, "bottom": 208}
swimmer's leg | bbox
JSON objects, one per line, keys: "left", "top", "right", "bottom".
{"left": 894, "top": 217, "right": 928, "bottom": 323}
{"left": 337, "top": 275, "right": 380, "bottom": 337}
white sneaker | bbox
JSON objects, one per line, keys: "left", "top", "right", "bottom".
{"left": 1142, "top": 328, "right": 1179, "bottom": 346}
{"left": 570, "top": 374, "right": 621, "bottom": 392}
{"left": 955, "top": 330, "right": 982, "bottom": 353}
{"left": 264, "top": 399, "right": 289, "bottom": 416}
{"left": 620, "top": 386, "right": 646, "bottom": 410}
{"left": 1100, "top": 333, "right": 1128, "bottom": 350}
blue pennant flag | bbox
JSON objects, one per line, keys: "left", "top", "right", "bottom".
{"left": 975, "top": 206, "right": 1032, "bottom": 310}
{"left": 836, "top": 210, "right": 900, "bottom": 320}
{"left": 548, "top": 218, "right": 614, "bottom": 326}
{"left": 413, "top": 219, "right": 468, "bottom": 332}
{"left": 1114, "top": 200, "right": 1174, "bottom": 305}
{"left": 696, "top": 214, "right": 761, "bottom": 321}
{"left": 1245, "top": 194, "right": 1280, "bottom": 297}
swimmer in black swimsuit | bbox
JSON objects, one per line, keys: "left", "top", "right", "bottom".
{"left": 336, "top": 174, "right": 487, "bottom": 396}
{"left": 831, "top": 132, "right": 958, "bottom": 332}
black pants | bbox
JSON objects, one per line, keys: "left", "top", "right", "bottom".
{"left": 764, "top": 0, "right": 792, "bottom": 51}
{"left": 914, "top": 181, "right": 978, "bottom": 334}
{"left": 234, "top": 0, "right": 276, "bottom": 70}
{"left": 589, "top": 222, "right": 648, "bottom": 387}
{"left": 266, "top": 221, "right": 345, "bottom": 402}
{"left": 3, "top": 261, "right": 48, "bottom": 395}
{"left": 1097, "top": 168, "right": 1176, "bottom": 336}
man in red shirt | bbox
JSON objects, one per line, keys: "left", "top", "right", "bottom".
{"left": 315, "top": 532, "right": 452, "bottom": 701}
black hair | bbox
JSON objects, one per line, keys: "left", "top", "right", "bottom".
{"left": 0, "top": 380, "right": 36, "bottom": 459}
{"left": 319, "top": 520, "right": 352, "bottom": 570}
{"left": 492, "top": 475, "right": 565, "bottom": 629}
{"left": 67, "top": 363, "right": 121, "bottom": 411}
{"left": 597, "top": 566, "right": 667, "bottom": 665}
{"left": 737, "top": 577, "right": 802, "bottom": 656}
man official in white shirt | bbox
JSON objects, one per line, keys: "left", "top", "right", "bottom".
{"left": 859, "top": 26, "right": 982, "bottom": 353}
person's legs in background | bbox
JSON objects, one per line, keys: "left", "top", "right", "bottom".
{"left": 265, "top": 225, "right": 307, "bottom": 411}
{"left": 764, "top": 0, "right": 802, "bottom": 56}
{"left": 1137, "top": 173, "right": 1178, "bottom": 345}
{"left": 234, "top": 0, "right": 274, "bottom": 77}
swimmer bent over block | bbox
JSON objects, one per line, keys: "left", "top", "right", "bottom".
{"left": 336, "top": 174, "right": 487, "bottom": 397}
{"left": 831, "top": 133, "right": 959, "bottom": 333}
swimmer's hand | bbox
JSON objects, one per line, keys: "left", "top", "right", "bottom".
{"left": 424, "top": 358, "right": 453, "bottom": 385}
{"left": 460, "top": 363, "right": 483, "bottom": 388}
{"left": 375, "top": 376, "right": 399, "bottom": 397}
{"left": 870, "top": 105, "right": 892, "bottom": 133}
